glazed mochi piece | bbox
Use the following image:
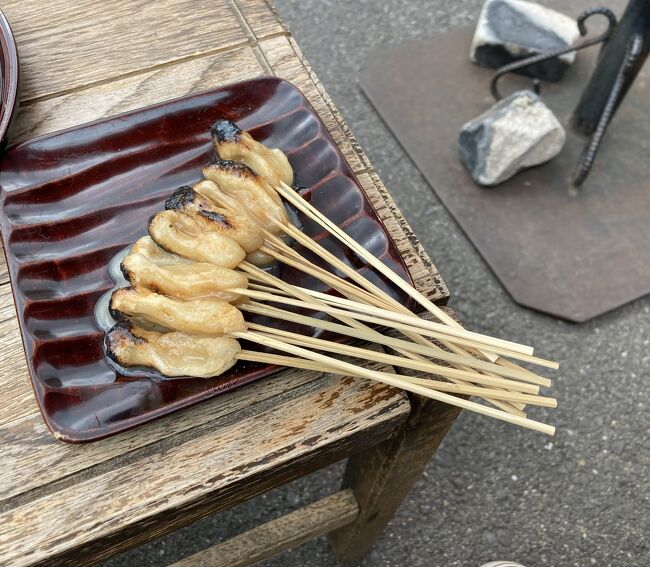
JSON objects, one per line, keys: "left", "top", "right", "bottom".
{"left": 131, "top": 236, "right": 192, "bottom": 265}
{"left": 164, "top": 185, "right": 264, "bottom": 253}
{"left": 106, "top": 322, "right": 241, "bottom": 378}
{"left": 121, "top": 252, "right": 248, "bottom": 302}
{"left": 148, "top": 210, "right": 246, "bottom": 268}
{"left": 192, "top": 179, "right": 277, "bottom": 267}
{"left": 110, "top": 287, "right": 247, "bottom": 335}
{"left": 202, "top": 159, "right": 289, "bottom": 233}
{"left": 211, "top": 118, "right": 294, "bottom": 187}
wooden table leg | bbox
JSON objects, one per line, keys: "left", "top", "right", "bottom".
{"left": 328, "top": 393, "right": 461, "bottom": 563}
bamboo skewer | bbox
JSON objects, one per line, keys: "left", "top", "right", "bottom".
{"left": 239, "top": 351, "right": 526, "bottom": 398}
{"left": 254, "top": 222, "right": 550, "bottom": 416}
{"left": 237, "top": 350, "right": 335, "bottom": 373}
{"left": 496, "top": 356, "right": 552, "bottom": 385}
{"left": 236, "top": 286, "right": 503, "bottom": 357}
{"left": 239, "top": 262, "right": 529, "bottom": 416}
{"left": 246, "top": 322, "right": 556, "bottom": 406}
{"left": 244, "top": 318, "right": 539, "bottom": 395}
{"left": 240, "top": 347, "right": 547, "bottom": 406}
{"left": 248, "top": 283, "right": 294, "bottom": 295}
{"left": 262, "top": 220, "right": 548, "bottom": 405}
{"left": 259, "top": 244, "right": 385, "bottom": 309}
{"left": 239, "top": 344, "right": 552, "bottom": 407}
{"left": 234, "top": 330, "right": 555, "bottom": 436}
{"left": 274, "top": 182, "right": 511, "bottom": 362}
{"left": 278, "top": 222, "right": 402, "bottom": 310}
{"left": 265, "top": 222, "right": 532, "bottom": 358}
{"left": 273, "top": 184, "right": 559, "bottom": 391}
{"left": 260, "top": 233, "right": 386, "bottom": 308}
{"left": 262, "top": 237, "right": 547, "bottom": 367}
{"left": 232, "top": 287, "right": 557, "bottom": 368}
{"left": 241, "top": 301, "right": 541, "bottom": 386}
{"left": 275, "top": 183, "right": 558, "bottom": 402}
{"left": 247, "top": 221, "right": 556, "bottom": 418}
{"left": 279, "top": 285, "right": 535, "bottom": 358}
{"left": 398, "top": 376, "right": 538, "bottom": 402}
{"left": 284, "top": 287, "right": 559, "bottom": 370}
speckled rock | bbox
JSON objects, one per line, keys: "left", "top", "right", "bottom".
{"left": 458, "top": 90, "right": 565, "bottom": 186}
{"left": 470, "top": 0, "right": 580, "bottom": 81}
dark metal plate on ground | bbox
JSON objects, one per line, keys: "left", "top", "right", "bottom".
{"left": 360, "top": 24, "right": 650, "bottom": 322}
{"left": 0, "top": 77, "right": 413, "bottom": 442}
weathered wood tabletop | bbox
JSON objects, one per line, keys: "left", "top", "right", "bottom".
{"left": 0, "top": 1, "right": 451, "bottom": 565}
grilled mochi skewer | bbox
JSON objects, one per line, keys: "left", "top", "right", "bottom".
{"left": 106, "top": 321, "right": 241, "bottom": 378}
{"left": 148, "top": 210, "right": 245, "bottom": 268}
{"left": 132, "top": 236, "right": 193, "bottom": 265}
{"left": 121, "top": 252, "right": 247, "bottom": 302}
{"left": 164, "top": 185, "right": 264, "bottom": 253}
{"left": 130, "top": 233, "right": 256, "bottom": 284}
{"left": 110, "top": 287, "right": 246, "bottom": 336}
{"left": 192, "top": 179, "right": 280, "bottom": 266}
{"left": 201, "top": 159, "right": 289, "bottom": 234}
{"left": 211, "top": 119, "right": 293, "bottom": 188}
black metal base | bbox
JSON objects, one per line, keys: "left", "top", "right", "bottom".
{"left": 360, "top": 21, "right": 650, "bottom": 322}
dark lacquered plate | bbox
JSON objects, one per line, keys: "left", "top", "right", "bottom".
{"left": 0, "top": 77, "right": 414, "bottom": 442}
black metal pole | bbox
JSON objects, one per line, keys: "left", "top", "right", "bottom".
{"left": 571, "top": 0, "right": 650, "bottom": 135}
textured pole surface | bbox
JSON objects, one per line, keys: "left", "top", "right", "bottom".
{"left": 572, "top": 0, "right": 650, "bottom": 135}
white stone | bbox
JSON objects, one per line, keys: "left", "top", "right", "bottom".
{"left": 470, "top": 0, "right": 580, "bottom": 81}
{"left": 458, "top": 90, "right": 565, "bottom": 186}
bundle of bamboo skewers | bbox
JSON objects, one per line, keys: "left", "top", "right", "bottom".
{"left": 103, "top": 119, "right": 559, "bottom": 436}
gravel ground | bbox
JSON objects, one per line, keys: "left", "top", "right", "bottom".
{"left": 103, "top": 2, "right": 650, "bottom": 566}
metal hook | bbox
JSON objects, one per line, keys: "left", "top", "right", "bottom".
{"left": 572, "top": 33, "right": 645, "bottom": 187}
{"left": 490, "top": 7, "right": 618, "bottom": 101}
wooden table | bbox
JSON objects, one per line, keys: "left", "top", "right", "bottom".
{"left": 0, "top": 1, "right": 458, "bottom": 565}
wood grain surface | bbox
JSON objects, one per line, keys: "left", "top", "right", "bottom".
{"left": 169, "top": 490, "right": 359, "bottom": 567}
{"left": 0, "top": 362, "right": 408, "bottom": 567}
{"left": 11, "top": 46, "right": 263, "bottom": 144}
{"left": 0, "top": 0, "right": 454, "bottom": 564}
{"left": 330, "top": 396, "right": 462, "bottom": 562}
{"left": 231, "top": 0, "right": 288, "bottom": 43}
{"left": 330, "top": 316, "right": 465, "bottom": 561}
{"left": 1, "top": 0, "right": 247, "bottom": 102}
{"left": 1, "top": 366, "right": 325, "bottom": 504}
